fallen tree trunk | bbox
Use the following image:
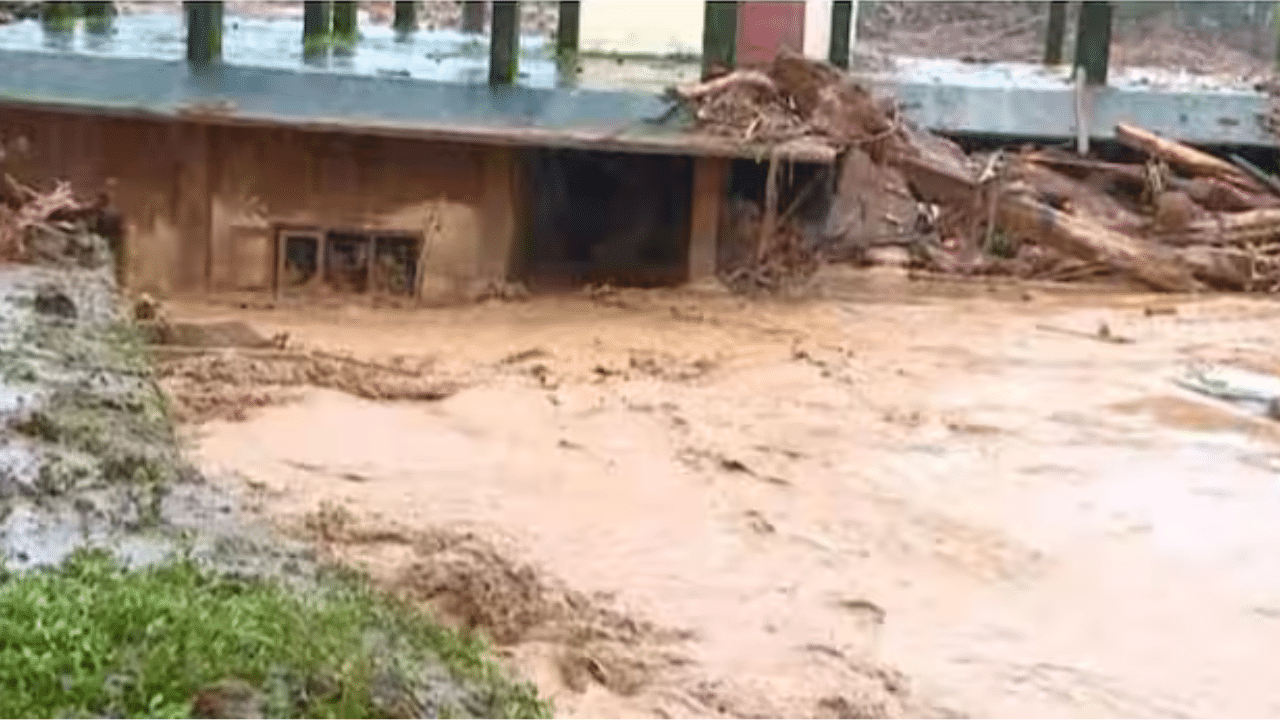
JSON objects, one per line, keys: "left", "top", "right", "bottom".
{"left": 673, "top": 69, "right": 778, "bottom": 101}
{"left": 996, "top": 191, "right": 1203, "bottom": 291}
{"left": 1115, "top": 122, "right": 1262, "bottom": 194}
{"left": 1152, "top": 208, "right": 1280, "bottom": 247}
{"left": 1012, "top": 158, "right": 1146, "bottom": 230}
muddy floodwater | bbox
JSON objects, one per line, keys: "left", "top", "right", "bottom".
{"left": 172, "top": 267, "right": 1280, "bottom": 718}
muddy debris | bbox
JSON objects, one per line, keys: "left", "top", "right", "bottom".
{"left": 680, "top": 49, "right": 1280, "bottom": 296}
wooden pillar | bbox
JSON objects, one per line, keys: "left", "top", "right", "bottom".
{"left": 688, "top": 155, "right": 728, "bottom": 282}
{"left": 1074, "top": 0, "right": 1112, "bottom": 85}
{"left": 332, "top": 0, "right": 357, "bottom": 50}
{"left": 556, "top": 1, "right": 579, "bottom": 59}
{"left": 702, "top": 1, "right": 738, "bottom": 79}
{"left": 185, "top": 1, "right": 223, "bottom": 64}
{"left": 302, "top": 0, "right": 331, "bottom": 60}
{"left": 489, "top": 1, "right": 518, "bottom": 85}
{"left": 83, "top": 0, "right": 112, "bottom": 34}
{"left": 1043, "top": 0, "right": 1067, "bottom": 64}
{"left": 393, "top": 0, "right": 415, "bottom": 35}
{"left": 461, "top": 0, "right": 487, "bottom": 33}
{"left": 828, "top": 0, "right": 852, "bottom": 68}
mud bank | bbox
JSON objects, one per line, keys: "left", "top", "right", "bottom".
{"left": 0, "top": 260, "right": 546, "bottom": 718}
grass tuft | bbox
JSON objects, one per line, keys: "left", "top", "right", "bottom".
{"left": 0, "top": 549, "right": 550, "bottom": 719}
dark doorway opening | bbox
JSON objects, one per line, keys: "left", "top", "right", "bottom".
{"left": 517, "top": 148, "right": 694, "bottom": 289}
{"left": 719, "top": 158, "right": 834, "bottom": 274}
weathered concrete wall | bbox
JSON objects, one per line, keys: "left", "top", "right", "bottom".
{"left": 207, "top": 126, "right": 501, "bottom": 301}
{"left": 0, "top": 108, "right": 190, "bottom": 294}
{"left": 0, "top": 108, "right": 514, "bottom": 301}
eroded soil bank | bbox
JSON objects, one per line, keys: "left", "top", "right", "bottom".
{"left": 0, "top": 260, "right": 545, "bottom": 718}
{"left": 169, "top": 268, "right": 1280, "bottom": 718}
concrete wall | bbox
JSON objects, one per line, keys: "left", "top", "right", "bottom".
{"left": 0, "top": 108, "right": 516, "bottom": 301}
{"left": 579, "top": 1, "right": 705, "bottom": 56}
{"left": 578, "top": 0, "right": 854, "bottom": 61}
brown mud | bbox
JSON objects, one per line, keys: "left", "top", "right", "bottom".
{"left": 164, "top": 267, "right": 1280, "bottom": 718}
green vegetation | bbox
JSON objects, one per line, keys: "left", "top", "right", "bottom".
{"left": 0, "top": 549, "right": 550, "bottom": 719}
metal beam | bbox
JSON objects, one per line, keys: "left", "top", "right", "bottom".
{"left": 702, "top": 1, "right": 738, "bottom": 79}
{"left": 1074, "top": 1, "right": 1112, "bottom": 85}
{"left": 1043, "top": 0, "right": 1067, "bottom": 65}
{"left": 489, "top": 1, "right": 518, "bottom": 85}
{"left": 185, "top": 1, "right": 223, "bottom": 65}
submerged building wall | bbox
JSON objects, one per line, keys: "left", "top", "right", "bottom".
{"left": 0, "top": 107, "right": 517, "bottom": 301}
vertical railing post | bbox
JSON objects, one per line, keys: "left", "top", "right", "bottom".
{"left": 331, "top": 0, "right": 357, "bottom": 52}
{"left": 1044, "top": 0, "right": 1067, "bottom": 65}
{"left": 462, "top": 0, "right": 488, "bottom": 33}
{"left": 556, "top": 1, "right": 579, "bottom": 59}
{"left": 83, "top": 0, "right": 113, "bottom": 35}
{"left": 40, "top": 1, "right": 77, "bottom": 49}
{"left": 702, "top": 1, "right": 738, "bottom": 79}
{"left": 828, "top": 0, "right": 852, "bottom": 68}
{"left": 1074, "top": 0, "right": 1112, "bottom": 84}
{"left": 555, "top": 0, "right": 579, "bottom": 84}
{"left": 393, "top": 0, "right": 416, "bottom": 36}
{"left": 303, "top": 0, "right": 331, "bottom": 62}
{"left": 489, "top": 1, "right": 519, "bottom": 85}
{"left": 185, "top": 1, "right": 223, "bottom": 65}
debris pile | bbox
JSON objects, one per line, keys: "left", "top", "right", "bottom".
{"left": 0, "top": 153, "right": 115, "bottom": 270}
{"left": 676, "top": 51, "right": 1280, "bottom": 294}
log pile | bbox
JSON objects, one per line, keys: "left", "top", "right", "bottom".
{"left": 674, "top": 52, "right": 1280, "bottom": 294}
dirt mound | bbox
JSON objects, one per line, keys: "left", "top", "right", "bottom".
{"left": 299, "top": 504, "right": 923, "bottom": 718}
{"left": 159, "top": 350, "right": 456, "bottom": 424}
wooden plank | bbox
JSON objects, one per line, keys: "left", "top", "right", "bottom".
{"left": 1043, "top": 0, "right": 1067, "bottom": 65}
{"left": 1074, "top": 1, "right": 1112, "bottom": 85}
{"left": 702, "top": 1, "right": 738, "bottom": 79}
{"left": 1115, "top": 122, "right": 1262, "bottom": 192}
{"left": 688, "top": 155, "right": 728, "bottom": 281}
{"left": 489, "top": 1, "right": 519, "bottom": 86}
{"left": 185, "top": 1, "right": 224, "bottom": 65}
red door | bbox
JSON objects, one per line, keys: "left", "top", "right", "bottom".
{"left": 736, "top": 1, "right": 806, "bottom": 67}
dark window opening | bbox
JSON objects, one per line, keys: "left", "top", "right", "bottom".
{"left": 517, "top": 148, "right": 693, "bottom": 289}
{"left": 274, "top": 227, "right": 420, "bottom": 297}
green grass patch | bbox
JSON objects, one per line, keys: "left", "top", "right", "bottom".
{"left": 0, "top": 549, "right": 550, "bottom": 718}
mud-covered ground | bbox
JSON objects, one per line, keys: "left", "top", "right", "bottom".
{"left": 163, "top": 268, "right": 1280, "bottom": 718}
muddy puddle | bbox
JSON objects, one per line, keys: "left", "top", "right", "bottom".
{"left": 166, "top": 273, "right": 1280, "bottom": 718}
